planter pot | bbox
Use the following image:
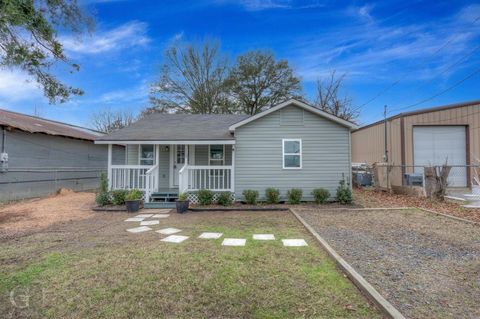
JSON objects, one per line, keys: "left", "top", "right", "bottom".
{"left": 125, "top": 200, "right": 142, "bottom": 213}
{"left": 176, "top": 200, "right": 189, "bottom": 214}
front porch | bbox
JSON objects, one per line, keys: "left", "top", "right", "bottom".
{"left": 106, "top": 142, "right": 234, "bottom": 204}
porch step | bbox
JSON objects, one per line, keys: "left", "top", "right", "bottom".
{"left": 144, "top": 202, "right": 176, "bottom": 209}
{"left": 149, "top": 191, "right": 178, "bottom": 203}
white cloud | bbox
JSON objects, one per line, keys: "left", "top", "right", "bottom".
{"left": 61, "top": 21, "right": 150, "bottom": 55}
{"left": 0, "top": 69, "right": 42, "bottom": 102}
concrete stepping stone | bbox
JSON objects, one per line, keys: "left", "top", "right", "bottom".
{"left": 222, "top": 238, "right": 246, "bottom": 246}
{"left": 124, "top": 217, "right": 145, "bottom": 222}
{"left": 156, "top": 227, "right": 182, "bottom": 235}
{"left": 135, "top": 214, "right": 153, "bottom": 218}
{"left": 253, "top": 234, "right": 275, "bottom": 241}
{"left": 140, "top": 220, "right": 160, "bottom": 226}
{"left": 161, "top": 235, "right": 189, "bottom": 243}
{"left": 198, "top": 232, "right": 223, "bottom": 239}
{"left": 126, "top": 226, "right": 152, "bottom": 233}
{"left": 151, "top": 214, "right": 170, "bottom": 218}
{"left": 282, "top": 239, "right": 308, "bottom": 247}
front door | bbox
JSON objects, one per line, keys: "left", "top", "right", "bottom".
{"left": 172, "top": 145, "right": 186, "bottom": 187}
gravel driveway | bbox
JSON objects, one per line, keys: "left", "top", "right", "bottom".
{"left": 295, "top": 208, "right": 480, "bottom": 319}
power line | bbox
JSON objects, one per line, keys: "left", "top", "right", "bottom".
{"left": 357, "top": 15, "right": 480, "bottom": 109}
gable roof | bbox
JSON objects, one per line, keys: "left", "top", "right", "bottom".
{"left": 228, "top": 99, "right": 359, "bottom": 131}
{"left": 95, "top": 113, "right": 249, "bottom": 143}
{"left": 0, "top": 108, "right": 103, "bottom": 141}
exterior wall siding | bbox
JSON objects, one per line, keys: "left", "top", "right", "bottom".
{"left": 234, "top": 105, "right": 352, "bottom": 201}
{"left": 0, "top": 129, "right": 109, "bottom": 202}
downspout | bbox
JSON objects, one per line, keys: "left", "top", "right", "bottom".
{"left": 0, "top": 126, "right": 7, "bottom": 173}
{"left": 1, "top": 126, "right": 5, "bottom": 153}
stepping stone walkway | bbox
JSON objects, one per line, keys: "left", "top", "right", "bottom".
{"left": 282, "top": 239, "right": 308, "bottom": 247}
{"left": 140, "top": 220, "right": 160, "bottom": 226}
{"left": 198, "top": 232, "right": 223, "bottom": 239}
{"left": 161, "top": 235, "right": 189, "bottom": 243}
{"left": 253, "top": 234, "right": 275, "bottom": 240}
{"left": 135, "top": 214, "right": 154, "bottom": 218}
{"left": 222, "top": 238, "right": 246, "bottom": 246}
{"left": 156, "top": 228, "right": 182, "bottom": 235}
{"left": 126, "top": 226, "right": 152, "bottom": 233}
{"left": 151, "top": 214, "right": 170, "bottom": 218}
{"left": 124, "top": 217, "right": 145, "bottom": 222}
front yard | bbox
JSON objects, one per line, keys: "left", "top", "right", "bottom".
{"left": 0, "top": 192, "right": 380, "bottom": 319}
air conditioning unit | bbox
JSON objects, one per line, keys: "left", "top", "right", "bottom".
{"left": 404, "top": 173, "right": 423, "bottom": 186}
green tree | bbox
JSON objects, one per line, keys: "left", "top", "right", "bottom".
{"left": 149, "top": 40, "right": 231, "bottom": 114}
{"left": 0, "top": 0, "right": 93, "bottom": 103}
{"left": 226, "top": 50, "right": 301, "bottom": 115}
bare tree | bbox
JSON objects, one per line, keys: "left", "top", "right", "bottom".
{"left": 225, "top": 50, "right": 301, "bottom": 115}
{"left": 314, "top": 71, "right": 360, "bottom": 122}
{"left": 149, "top": 40, "right": 231, "bottom": 114}
{"left": 91, "top": 109, "right": 137, "bottom": 133}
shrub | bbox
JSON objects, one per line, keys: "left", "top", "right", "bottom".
{"left": 217, "top": 192, "right": 233, "bottom": 206}
{"left": 96, "top": 192, "right": 111, "bottom": 206}
{"left": 99, "top": 172, "right": 108, "bottom": 193}
{"left": 111, "top": 189, "right": 128, "bottom": 205}
{"left": 197, "top": 189, "right": 214, "bottom": 205}
{"left": 243, "top": 189, "right": 259, "bottom": 205}
{"left": 265, "top": 187, "right": 280, "bottom": 204}
{"left": 336, "top": 179, "right": 353, "bottom": 204}
{"left": 178, "top": 192, "right": 188, "bottom": 201}
{"left": 126, "top": 189, "right": 143, "bottom": 201}
{"left": 311, "top": 188, "right": 330, "bottom": 204}
{"left": 287, "top": 188, "right": 303, "bottom": 204}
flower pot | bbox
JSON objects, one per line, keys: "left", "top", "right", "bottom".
{"left": 125, "top": 200, "right": 142, "bottom": 213}
{"left": 176, "top": 200, "right": 189, "bottom": 214}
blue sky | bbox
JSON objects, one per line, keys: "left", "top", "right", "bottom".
{"left": 0, "top": 0, "right": 479, "bottom": 127}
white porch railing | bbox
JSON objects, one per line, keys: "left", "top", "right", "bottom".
{"left": 145, "top": 164, "right": 159, "bottom": 202}
{"left": 179, "top": 165, "right": 233, "bottom": 193}
{"left": 110, "top": 165, "right": 153, "bottom": 191}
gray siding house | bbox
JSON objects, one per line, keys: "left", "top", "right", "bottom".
{"left": 95, "top": 99, "right": 357, "bottom": 206}
{"left": 0, "top": 109, "right": 113, "bottom": 202}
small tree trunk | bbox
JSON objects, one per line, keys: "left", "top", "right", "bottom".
{"left": 424, "top": 165, "right": 451, "bottom": 200}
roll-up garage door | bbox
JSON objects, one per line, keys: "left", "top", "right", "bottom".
{"left": 413, "top": 126, "right": 467, "bottom": 187}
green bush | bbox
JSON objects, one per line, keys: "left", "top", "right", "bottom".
{"left": 311, "top": 188, "right": 330, "bottom": 204}
{"left": 265, "top": 187, "right": 280, "bottom": 204}
{"left": 287, "top": 188, "right": 303, "bottom": 204}
{"left": 99, "top": 172, "right": 108, "bottom": 193}
{"left": 125, "top": 189, "right": 143, "bottom": 201}
{"left": 336, "top": 179, "right": 353, "bottom": 204}
{"left": 197, "top": 189, "right": 214, "bottom": 205}
{"left": 96, "top": 191, "right": 111, "bottom": 206}
{"left": 178, "top": 192, "right": 188, "bottom": 201}
{"left": 217, "top": 192, "right": 233, "bottom": 206}
{"left": 243, "top": 189, "right": 259, "bottom": 205}
{"left": 111, "top": 189, "right": 128, "bottom": 205}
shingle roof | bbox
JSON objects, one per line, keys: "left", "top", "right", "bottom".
{"left": 96, "top": 113, "right": 250, "bottom": 141}
{"left": 0, "top": 108, "right": 103, "bottom": 141}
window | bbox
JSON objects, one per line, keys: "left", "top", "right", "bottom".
{"left": 282, "top": 139, "right": 302, "bottom": 169}
{"left": 209, "top": 145, "right": 224, "bottom": 165}
{"left": 139, "top": 145, "right": 155, "bottom": 165}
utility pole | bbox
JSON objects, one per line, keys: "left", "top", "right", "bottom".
{"left": 384, "top": 105, "right": 388, "bottom": 163}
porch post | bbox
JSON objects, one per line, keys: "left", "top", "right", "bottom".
{"left": 155, "top": 145, "right": 160, "bottom": 190}
{"left": 231, "top": 145, "right": 235, "bottom": 193}
{"left": 107, "top": 144, "right": 112, "bottom": 190}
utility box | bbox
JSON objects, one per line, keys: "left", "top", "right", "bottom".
{"left": 0, "top": 152, "right": 8, "bottom": 172}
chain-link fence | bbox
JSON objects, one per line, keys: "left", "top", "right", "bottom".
{"left": 0, "top": 168, "right": 105, "bottom": 202}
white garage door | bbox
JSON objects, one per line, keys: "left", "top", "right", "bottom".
{"left": 413, "top": 126, "right": 467, "bottom": 187}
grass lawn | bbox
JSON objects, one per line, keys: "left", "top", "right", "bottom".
{"left": 0, "top": 205, "right": 381, "bottom": 318}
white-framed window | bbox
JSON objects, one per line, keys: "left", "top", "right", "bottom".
{"left": 209, "top": 144, "right": 225, "bottom": 165}
{"left": 282, "top": 139, "right": 302, "bottom": 169}
{"left": 139, "top": 145, "right": 155, "bottom": 165}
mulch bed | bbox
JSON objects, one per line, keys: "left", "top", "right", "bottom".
{"left": 295, "top": 207, "right": 480, "bottom": 319}
{"left": 354, "top": 187, "right": 480, "bottom": 223}
{"left": 189, "top": 202, "right": 361, "bottom": 210}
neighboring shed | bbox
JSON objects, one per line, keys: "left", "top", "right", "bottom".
{"left": 351, "top": 100, "right": 480, "bottom": 187}
{"left": 0, "top": 109, "right": 116, "bottom": 202}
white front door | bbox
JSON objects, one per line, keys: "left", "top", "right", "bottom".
{"left": 172, "top": 145, "right": 186, "bottom": 187}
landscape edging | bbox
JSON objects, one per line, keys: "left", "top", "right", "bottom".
{"left": 414, "top": 207, "right": 478, "bottom": 226}
{"left": 289, "top": 208, "right": 406, "bottom": 319}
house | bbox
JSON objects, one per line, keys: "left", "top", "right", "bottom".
{"left": 0, "top": 109, "right": 116, "bottom": 202}
{"left": 95, "top": 99, "right": 358, "bottom": 206}
{"left": 351, "top": 100, "right": 480, "bottom": 188}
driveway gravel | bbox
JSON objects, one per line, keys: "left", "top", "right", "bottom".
{"left": 296, "top": 208, "right": 480, "bottom": 319}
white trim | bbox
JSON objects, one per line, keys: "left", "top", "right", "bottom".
{"left": 282, "top": 138, "right": 302, "bottom": 169}
{"left": 95, "top": 140, "right": 235, "bottom": 145}
{"left": 107, "top": 144, "right": 112, "bottom": 190}
{"left": 169, "top": 145, "right": 174, "bottom": 188}
{"left": 228, "top": 99, "right": 358, "bottom": 131}
{"left": 208, "top": 144, "right": 225, "bottom": 165}
{"left": 231, "top": 145, "right": 235, "bottom": 193}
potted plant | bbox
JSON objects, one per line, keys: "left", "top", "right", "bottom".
{"left": 125, "top": 189, "right": 143, "bottom": 213}
{"left": 176, "top": 192, "right": 189, "bottom": 214}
